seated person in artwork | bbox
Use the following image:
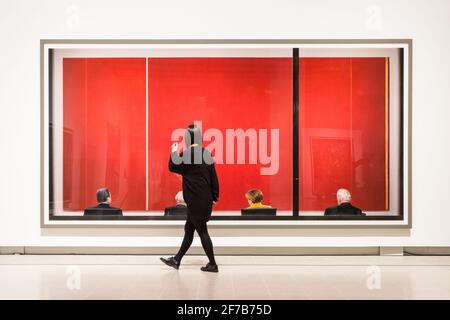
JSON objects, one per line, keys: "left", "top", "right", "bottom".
{"left": 245, "top": 189, "right": 272, "bottom": 209}
{"left": 324, "top": 188, "right": 364, "bottom": 216}
{"left": 84, "top": 187, "right": 123, "bottom": 216}
{"left": 164, "top": 191, "right": 188, "bottom": 216}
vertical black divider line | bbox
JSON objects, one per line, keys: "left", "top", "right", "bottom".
{"left": 49, "top": 48, "right": 54, "bottom": 215}
{"left": 293, "top": 48, "right": 299, "bottom": 216}
{"left": 399, "top": 48, "right": 404, "bottom": 221}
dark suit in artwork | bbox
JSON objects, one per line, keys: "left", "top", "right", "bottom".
{"left": 324, "top": 202, "right": 365, "bottom": 216}
{"left": 164, "top": 204, "right": 188, "bottom": 216}
{"left": 84, "top": 203, "right": 123, "bottom": 216}
{"left": 168, "top": 146, "right": 219, "bottom": 267}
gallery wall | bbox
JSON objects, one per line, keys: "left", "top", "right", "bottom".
{"left": 0, "top": 0, "right": 450, "bottom": 247}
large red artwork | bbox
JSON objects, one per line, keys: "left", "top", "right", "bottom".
{"left": 299, "top": 57, "right": 389, "bottom": 211}
{"left": 62, "top": 56, "right": 388, "bottom": 213}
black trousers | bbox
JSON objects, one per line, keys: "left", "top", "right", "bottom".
{"left": 174, "top": 219, "right": 216, "bottom": 265}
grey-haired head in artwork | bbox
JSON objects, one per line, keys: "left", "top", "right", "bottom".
{"left": 96, "top": 187, "right": 111, "bottom": 203}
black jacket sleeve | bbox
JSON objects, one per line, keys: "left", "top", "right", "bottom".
{"left": 210, "top": 163, "right": 219, "bottom": 202}
{"left": 168, "top": 151, "right": 185, "bottom": 175}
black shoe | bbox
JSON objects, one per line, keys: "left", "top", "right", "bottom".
{"left": 160, "top": 257, "right": 180, "bottom": 270}
{"left": 201, "top": 263, "right": 218, "bottom": 273}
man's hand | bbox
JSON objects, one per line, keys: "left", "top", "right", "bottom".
{"left": 171, "top": 142, "right": 179, "bottom": 153}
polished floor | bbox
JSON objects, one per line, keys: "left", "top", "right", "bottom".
{"left": 0, "top": 255, "right": 449, "bottom": 299}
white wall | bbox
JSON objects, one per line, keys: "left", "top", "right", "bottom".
{"left": 1, "top": 0, "right": 450, "bottom": 248}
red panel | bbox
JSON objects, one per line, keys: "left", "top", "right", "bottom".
{"left": 63, "top": 58, "right": 147, "bottom": 210}
{"left": 148, "top": 58, "right": 292, "bottom": 211}
{"left": 299, "top": 57, "right": 388, "bottom": 211}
